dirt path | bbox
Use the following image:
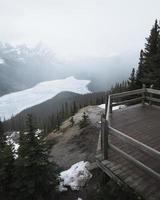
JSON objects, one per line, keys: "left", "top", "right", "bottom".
{"left": 48, "top": 106, "right": 104, "bottom": 169}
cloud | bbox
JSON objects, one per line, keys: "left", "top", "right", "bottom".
{"left": 0, "top": 0, "right": 160, "bottom": 60}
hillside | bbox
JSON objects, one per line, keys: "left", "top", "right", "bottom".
{"left": 4, "top": 91, "right": 105, "bottom": 132}
{"left": 48, "top": 105, "right": 104, "bottom": 169}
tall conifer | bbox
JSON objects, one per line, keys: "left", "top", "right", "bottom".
{"left": 142, "top": 19, "right": 159, "bottom": 86}
{"left": 0, "top": 121, "right": 15, "bottom": 200}
{"left": 14, "top": 114, "right": 57, "bottom": 200}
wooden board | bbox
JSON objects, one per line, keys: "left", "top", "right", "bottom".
{"left": 97, "top": 104, "right": 160, "bottom": 200}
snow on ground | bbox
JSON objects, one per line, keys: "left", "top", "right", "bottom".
{"left": 98, "top": 104, "right": 126, "bottom": 111}
{"left": 6, "top": 132, "right": 20, "bottom": 158}
{"left": 5, "top": 129, "right": 43, "bottom": 158}
{"left": 113, "top": 105, "right": 126, "bottom": 110}
{"left": 59, "top": 161, "right": 92, "bottom": 191}
{"left": 98, "top": 104, "right": 105, "bottom": 109}
{"left": 0, "top": 58, "right": 5, "bottom": 64}
{"left": 0, "top": 76, "right": 90, "bottom": 120}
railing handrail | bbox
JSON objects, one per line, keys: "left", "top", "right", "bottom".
{"left": 110, "top": 88, "right": 145, "bottom": 99}
{"left": 109, "top": 126, "right": 160, "bottom": 160}
{"left": 146, "top": 88, "right": 160, "bottom": 95}
{"left": 109, "top": 143, "right": 160, "bottom": 181}
{"left": 110, "top": 87, "right": 160, "bottom": 100}
{"left": 101, "top": 86, "right": 160, "bottom": 181}
{"left": 106, "top": 88, "right": 145, "bottom": 122}
{"left": 106, "top": 87, "right": 160, "bottom": 118}
{"left": 106, "top": 95, "right": 111, "bottom": 122}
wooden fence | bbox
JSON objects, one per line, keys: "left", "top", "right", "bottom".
{"left": 101, "top": 85, "right": 160, "bottom": 181}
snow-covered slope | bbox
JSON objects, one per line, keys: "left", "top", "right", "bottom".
{"left": 0, "top": 77, "right": 90, "bottom": 120}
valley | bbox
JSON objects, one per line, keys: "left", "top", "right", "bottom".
{"left": 0, "top": 76, "right": 90, "bottom": 120}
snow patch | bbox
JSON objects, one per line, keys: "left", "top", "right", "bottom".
{"left": 98, "top": 104, "right": 126, "bottom": 111}
{"left": 98, "top": 104, "right": 105, "bottom": 109}
{"left": 113, "top": 105, "right": 126, "bottom": 110}
{"left": 0, "top": 77, "right": 90, "bottom": 120}
{"left": 0, "top": 58, "right": 5, "bottom": 64}
{"left": 6, "top": 132, "right": 20, "bottom": 158}
{"left": 59, "top": 161, "right": 92, "bottom": 191}
{"left": 5, "top": 129, "right": 42, "bottom": 158}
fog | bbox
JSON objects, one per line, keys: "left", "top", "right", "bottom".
{"left": 0, "top": 0, "right": 160, "bottom": 95}
{"left": 0, "top": 0, "right": 160, "bottom": 60}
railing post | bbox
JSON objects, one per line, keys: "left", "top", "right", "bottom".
{"left": 142, "top": 84, "right": 146, "bottom": 106}
{"left": 100, "top": 115, "right": 103, "bottom": 151}
{"left": 101, "top": 116, "right": 109, "bottom": 160}
{"left": 110, "top": 97, "right": 112, "bottom": 113}
{"left": 104, "top": 92, "right": 108, "bottom": 116}
{"left": 149, "top": 84, "right": 153, "bottom": 105}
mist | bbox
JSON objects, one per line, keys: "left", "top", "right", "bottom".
{"left": 0, "top": 0, "right": 160, "bottom": 60}
{"left": 0, "top": 0, "right": 160, "bottom": 95}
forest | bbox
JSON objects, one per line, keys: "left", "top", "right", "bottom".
{"left": 112, "top": 20, "right": 160, "bottom": 93}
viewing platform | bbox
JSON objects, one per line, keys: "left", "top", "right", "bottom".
{"left": 96, "top": 86, "right": 160, "bottom": 200}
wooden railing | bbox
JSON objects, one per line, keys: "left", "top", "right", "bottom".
{"left": 101, "top": 85, "right": 160, "bottom": 181}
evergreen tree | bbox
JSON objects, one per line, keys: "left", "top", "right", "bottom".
{"left": 111, "top": 80, "right": 128, "bottom": 94}
{"left": 142, "top": 19, "right": 160, "bottom": 86}
{"left": 70, "top": 117, "right": 75, "bottom": 127}
{"left": 96, "top": 97, "right": 100, "bottom": 105}
{"left": 144, "top": 19, "right": 159, "bottom": 57}
{"left": 79, "top": 112, "right": 90, "bottom": 129}
{"left": 56, "top": 113, "right": 61, "bottom": 131}
{"left": 61, "top": 104, "right": 65, "bottom": 120}
{"left": 128, "top": 68, "right": 136, "bottom": 90}
{"left": 135, "top": 50, "right": 145, "bottom": 88}
{"left": 0, "top": 121, "right": 15, "bottom": 200}
{"left": 0, "top": 120, "right": 5, "bottom": 148}
{"left": 149, "top": 29, "right": 160, "bottom": 88}
{"left": 0, "top": 144, "right": 15, "bottom": 200}
{"left": 72, "top": 101, "right": 77, "bottom": 114}
{"left": 64, "top": 102, "right": 69, "bottom": 117}
{"left": 14, "top": 114, "right": 57, "bottom": 200}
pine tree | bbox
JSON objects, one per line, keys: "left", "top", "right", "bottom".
{"left": 0, "top": 121, "right": 15, "bottom": 200}
{"left": 149, "top": 27, "right": 160, "bottom": 88}
{"left": 79, "top": 112, "right": 90, "bottom": 129}
{"left": 0, "top": 120, "right": 5, "bottom": 148}
{"left": 128, "top": 68, "right": 136, "bottom": 90}
{"left": 135, "top": 50, "right": 145, "bottom": 88}
{"left": 144, "top": 19, "right": 159, "bottom": 57}
{"left": 142, "top": 19, "right": 160, "bottom": 86}
{"left": 64, "top": 102, "right": 69, "bottom": 117}
{"left": 61, "top": 104, "right": 65, "bottom": 120}
{"left": 70, "top": 117, "right": 75, "bottom": 127}
{"left": 56, "top": 113, "right": 61, "bottom": 131}
{"left": 72, "top": 101, "right": 77, "bottom": 114}
{"left": 14, "top": 114, "right": 58, "bottom": 200}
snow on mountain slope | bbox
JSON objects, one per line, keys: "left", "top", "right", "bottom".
{"left": 0, "top": 77, "right": 90, "bottom": 120}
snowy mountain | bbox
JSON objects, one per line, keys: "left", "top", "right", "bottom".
{"left": 0, "top": 76, "right": 90, "bottom": 120}
{"left": 0, "top": 43, "right": 66, "bottom": 96}
{"left": 0, "top": 42, "right": 138, "bottom": 96}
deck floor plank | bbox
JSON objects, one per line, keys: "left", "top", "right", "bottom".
{"left": 97, "top": 104, "right": 160, "bottom": 200}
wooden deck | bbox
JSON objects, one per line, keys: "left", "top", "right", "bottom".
{"left": 96, "top": 87, "right": 160, "bottom": 200}
{"left": 111, "top": 104, "right": 160, "bottom": 151}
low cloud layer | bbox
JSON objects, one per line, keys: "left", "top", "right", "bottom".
{"left": 0, "top": 0, "right": 160, "bottom": 60}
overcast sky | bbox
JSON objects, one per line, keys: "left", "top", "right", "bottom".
{"left": 0, "top": 0, "right": 160, "bottom": 60}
